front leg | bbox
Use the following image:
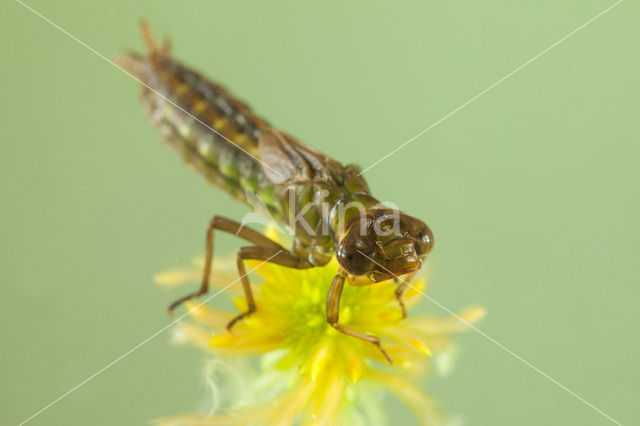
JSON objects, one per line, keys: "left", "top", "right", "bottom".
{"left": 326, "top": 272, "right": 393, "bottom": 363}
{"left": 393, "top": 271, "right": 418, "bottom": 319}
{"left": 394, "top": 280, "right": 409, "bottom": 319}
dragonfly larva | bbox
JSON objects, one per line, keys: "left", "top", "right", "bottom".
{"left": 118, "top": 22, "right": 434, "bottom": 362}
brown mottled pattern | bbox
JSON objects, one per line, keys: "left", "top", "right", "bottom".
{"left": 119, "top": 34, "right": 375, "bottom": 265}
{"left": 119, "top": 49, "right": 282, "bottom": 214}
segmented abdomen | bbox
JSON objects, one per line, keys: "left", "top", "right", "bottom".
{"left": 120, "top": 51, "right": 281, "bottom": 214}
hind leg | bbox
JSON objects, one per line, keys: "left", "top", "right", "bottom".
{"left": 168, "top": 216, "right": 284, "bottom": 314}
{"left": 227, "top": 246, "right": 311, "bottom": 330}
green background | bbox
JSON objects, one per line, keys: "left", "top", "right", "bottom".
{"left": 1, "top": 1, "right": 638, "bottom": 425}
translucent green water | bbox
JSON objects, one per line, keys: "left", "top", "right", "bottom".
{"left": 1, "top": 1, "right": 637, "bottom": 425}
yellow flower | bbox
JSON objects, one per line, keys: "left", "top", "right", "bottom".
{"left": 155, "top": 231, "right": 484, "bottom": 426}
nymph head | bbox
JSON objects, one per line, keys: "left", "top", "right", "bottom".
{"left": 335, "top": 209, "right": 434, "bottom": 282}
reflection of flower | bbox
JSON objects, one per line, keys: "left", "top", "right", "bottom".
{"left": 155, "top": 230, "right": 484, "bottom": 425}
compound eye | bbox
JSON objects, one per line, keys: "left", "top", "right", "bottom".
{"left": 415, "top": 225, "right": 434, "bottom": 255}
{"left": 344, "top": 250, "right": 374, "bottom": 275}
{"left": 336, "top": 236, "right": 375, "bottom": 276}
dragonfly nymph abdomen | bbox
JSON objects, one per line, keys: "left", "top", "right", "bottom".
{"left": 119, "top": 22, "right": 433, "bottom": 363}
